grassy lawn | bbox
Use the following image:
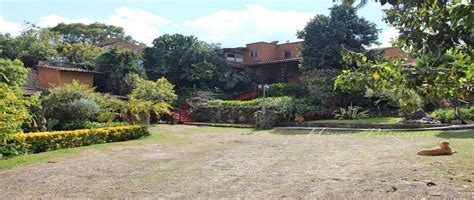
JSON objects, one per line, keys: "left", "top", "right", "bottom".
{"left": 1, "top": 125, "right": 473, "bottom": 198}
{"left": 307, "top": 117, "right": 401, "bottom": 125}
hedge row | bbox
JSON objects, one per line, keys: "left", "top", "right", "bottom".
{"left": 6, "top": 125, "right": 149, "bottom": 154}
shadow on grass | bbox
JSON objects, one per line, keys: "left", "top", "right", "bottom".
{"left": 436, "top": 130, "right": 474, "bottom": 139}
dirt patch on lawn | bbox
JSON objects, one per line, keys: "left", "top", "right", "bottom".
{"left": 0, "top": 125, "right": 472, "bottom": 198}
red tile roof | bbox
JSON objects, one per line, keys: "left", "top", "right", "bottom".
{"left": 246, "top": 57, "right": 301, "bottom": 66}
{"left": 37, "top": 61, "right": 100, "bottom": 73}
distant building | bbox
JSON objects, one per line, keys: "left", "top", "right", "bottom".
{"left": 223, "top": 41, "right": 303, "bottom": 83}
{"left": 371, "top": 46, "right": 416, "bottom": 66}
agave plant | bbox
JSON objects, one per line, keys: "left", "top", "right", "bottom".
{"left": 333, "top": 105, "right": 369, "bottom": 120}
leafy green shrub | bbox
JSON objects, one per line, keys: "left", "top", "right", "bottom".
{"left": 432, "top": 107, "right": 474, "bottom": 123}
{"left": 266, "top": 83, "right": 308, "bottom": 98}
{"left": 54, "top": 98, "right": 101, "bottom": 130}
{"left": 42, "top": 81, "right": 105, "bottom": 130}
{"left": 333, "top": 105, "right": 369, "bottom": 120}
{"left": 5, "top": 125, "right": 148, "bottom": 154}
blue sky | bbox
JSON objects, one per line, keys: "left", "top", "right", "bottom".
{"left": 0, "top": 0, "right": 397, "bottom": 47}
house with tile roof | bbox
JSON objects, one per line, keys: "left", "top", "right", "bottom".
{"left": 24, "top": 61, "right": 100, "bottom": 95}
{"left": 224, "top": 41, "right": 413, "bottom": 84}
{"left": 223, "top": 40, "right": 303, "bottom": 83}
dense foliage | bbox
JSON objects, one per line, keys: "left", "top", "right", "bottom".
{"left": 0, "top": 59, "right": 32, "bottom": 134}
{"left": 334, "top": 0, "right": 473, "bottom": 120}
{"left": 0, "top": 58, "right": 30, "bottom": 86}
{"left": 296, "top": 5, "right": 378, "bottom": 109}
{"left": 0, "top": 28, "right": 59, "bottom": 68}
{"left": 432, "top": 107, "right": 474, "bottom": 123}
{"left": 94, "top": 47, "right": 146, "bottom": 95}
{"left": 6, "top": 125, "right": 148, "bottom": 154}
{"left": 143, "top": 34, "right": 253, "bottom": 97}
{"left": 57, "top": 42, "right": 103, "bottom": 69}
{"left": 41, "top": 81, "right": 105, "bottom": 130}
{"left": 266, "top": 83, "right": 308, "bottom": 98}
{"left": 49, "top": 22, "right": 135, "bottom": 44}
{"left": 297, "top": 5, "right": 378, "bottom": 71}
{"left": 121, "top": 76, "right": 176, "bottom": 124}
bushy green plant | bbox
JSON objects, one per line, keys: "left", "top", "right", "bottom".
{"left": 266, "top": 83, "right": 308, "bottom": 98}
{"left": 59, "top": 98, "right": 101, "bottom": 130}
{"left": 95, "top": 95, "right": 127, "bottom": 123}
{"left": 41, "top": 81, "right": 103, "bottom": 130}
{"left": 432, "top": 107, "right": 474, "bottom": 123}
{"left": 333, "top": 105, "right": 369, "bottom": 120}
{"left": 0, "top": 58, "right": 30, "bottom": 86}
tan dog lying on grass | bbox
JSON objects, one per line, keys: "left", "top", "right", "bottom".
{"left": 417, "top": 141, "right": 457, "bottom": 156}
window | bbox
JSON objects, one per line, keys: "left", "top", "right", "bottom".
{"left": 283, "top": 51, "right": 291, "bottom": 59}
{"left": 250, "top": 50, "right": 260, "bottom": 58}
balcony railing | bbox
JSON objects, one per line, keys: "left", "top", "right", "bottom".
{"left": 226, "top": 57, "right": 244, "bottom": 63}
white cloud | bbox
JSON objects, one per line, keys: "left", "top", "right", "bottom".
{"left": 0, "top": 16, "right": 24, "bottom": 36}
{"left": 103, "top": 7, "right": 171, "bottom": 45}
{"left": 37, "top": 14, "right": 93, "bottom": 27}
{"left": 378, "top": 26, "right": 399, "bottom": 48}
{"left": 182, "top": 4, "right": 313, "bottom": 47}
{"left": 33, "top": 7, "right": 170, "bottom": 45}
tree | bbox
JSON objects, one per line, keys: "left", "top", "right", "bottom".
{"left": 384, "top": 0, "right": 473, "bottom": 54}
{"left": 297, "top": 5, "right": 379, "bottom": 71}
{"left": 297, "top": 5, "right": 378, "bottom": 107}
{"left": 49, "top": 22, "right": 135, "bottom": 44}
{"left": 57, "top": 42, "right": 103, "bottom": 69}
{"left": 129, "top": 76, "right": 178, "bottom": 103}
{"left": 94, "top": 47, "right": 146, "bottom": 95}
{"left": 0, "top": 28, "right": 59, "bottom": 68}
{"left": 143, "top": 34, "right": 252, "bottom": 96}
{"left": 335, "top": 0, "right": 473, "bottom": 121}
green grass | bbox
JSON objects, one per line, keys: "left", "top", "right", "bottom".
{"left": 307, "top": 117, "right": 401, "bottom": 125}
{"left": 0, "top": 127, "right": 184, "bottom": 170}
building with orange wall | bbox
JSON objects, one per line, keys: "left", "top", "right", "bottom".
{"left": 24, "top": 61, "right": 99, "bottom": 94}
{"left": 223, "top": 40, "right": 303, "bottom": 83}
{"left": 224, "top": 41, "right": 413, "bottom": 84}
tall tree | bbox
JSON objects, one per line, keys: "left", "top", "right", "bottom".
{"left": 0, "top": 28, "right": 59, "bottom": 68}
{"left": 296, "top": 5, "right": 379, "bottom": 108}
{"left": 49, "top": 22, "right": 135, "bottom": 44}
{"left": 94, "top": 47, "right": 146, "bottom": 95}
{"left": 143, "top": 34, "right": 252, "bottom": 96}
{"left": 297, "top": 5, "right": 379, "bottom": 71}
{"left": 57, "top": 42, "right": 103, "bottom": 69}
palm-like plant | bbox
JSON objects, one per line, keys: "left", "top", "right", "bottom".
{"left": 121, "top": 100, "right": 172, "bottom": 125}
{"left": 333, "top": 105, "right": 369, "bottom": 120}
